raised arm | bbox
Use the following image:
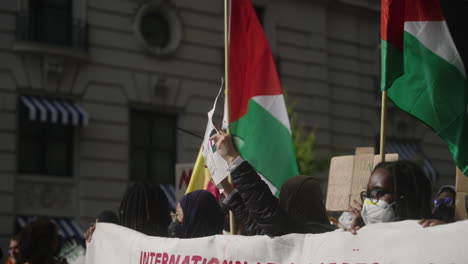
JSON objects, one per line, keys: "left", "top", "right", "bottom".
{"left": 212, "top": 131, "right": 287, "bottom": 236}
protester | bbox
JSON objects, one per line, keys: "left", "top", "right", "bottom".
{"left": 96, "top": 210, "right": 119, "bottom": 225}
{"left": 168, "top": 190, "right": 224, "bottom": 238}
{"left": 119, "top": 181, "right": 170, "bottom": 236}
{"left": 3, "top": 234, "right": 19, "bottom": 264}
{"left": 211, "top": 130, "right": 335, "bottom": 236}
{"left": 85, "top": 181, "right": 171, "bottom": 243}
{"left": 431, "top": 185, "right": 456, "bottom": 223}
{"left": 17, "top": 218, "right": 68, "bottom": 264}
{"left": 84, "top": 210, "right": 119, "bottom": 243}
{"left": 348, "top": 160, "right": 434, "bottom": 232}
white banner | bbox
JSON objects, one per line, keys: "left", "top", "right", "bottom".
{"left": 86, "top": 220, "right": 468, "bottom": 264}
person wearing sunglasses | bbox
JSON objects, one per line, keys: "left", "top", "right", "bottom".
{"left": 431, "top": 185, "right": 456, "bottom": 223}
{"left": 349, "top": 160, "right": 434, "bottom": 233}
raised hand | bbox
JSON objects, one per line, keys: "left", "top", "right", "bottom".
{"left": 210, "top": 128, "right": 239, "bottom": 165}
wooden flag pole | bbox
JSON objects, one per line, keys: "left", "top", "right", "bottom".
{"left": 224, "top": 0, "right": 236, "bottom": 235}
{"left": 224, "top": 0, "right": 230, "bottom": 133}
{"left": 379, "top": 90, "right": 388, "bottom": 162}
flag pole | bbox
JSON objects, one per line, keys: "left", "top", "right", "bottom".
{"left": 224, "top": 0, "right": 236, "bottom": 235}
{"left": 379, "top": 90, "right": 388, "bottom": 162}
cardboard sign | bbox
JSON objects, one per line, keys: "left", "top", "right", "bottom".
{"left": 456, "top": 168, "right": 468, "bottom": 192}
{"left": 87, "top": 220, "right": 468, "bottom": 264}
{"left": 455, "top": 192, "right": 467, "bottom": 221}
{"left": 326, "top": 155, "right": 354, "bottom": 211}
{"left": 175, "top": 163, "right": 194, "bottom": 202}
{"left": 326, "top": 148, "right": 398, "bottom": 212}
{"left": 349, "top": 153, "right": 375, "bottom": 205}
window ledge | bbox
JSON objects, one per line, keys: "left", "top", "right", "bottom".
{"left": 17, "top": 173, "right": 75, "bottom": 184}
{"left": 338, "top": 0, "right": 380, "bottom": 11}
{"left": 14, "top": 41, "right": 89, "bottom": 61}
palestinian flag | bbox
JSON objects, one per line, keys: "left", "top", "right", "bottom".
{"left": 229, "top": 0, "right": 299, "bottom": 193}
{"left": 381, "top": 0, "right": 468, "bottom": 174}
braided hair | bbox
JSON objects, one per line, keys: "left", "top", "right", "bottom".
{"left": 373, "top": 160, "right": 432, "bottom": 220}
{"left": 18, "top": 217, "right": 59, "bottom": 264}
{"left": 119, "top": 181, "right": 170, "bottom": 237}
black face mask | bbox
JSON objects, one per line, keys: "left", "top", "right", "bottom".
{"left": 168, "top": 220, "right": 183, "bottom": 238}
{"left": 432, "top": 204, "right": 455, "bottom": 223}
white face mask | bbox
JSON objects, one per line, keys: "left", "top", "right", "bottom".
{"left": 361, "top": 198, "right": 396, "bottom": 225}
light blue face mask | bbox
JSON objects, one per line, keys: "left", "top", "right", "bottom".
{"left": 361, "top": 198, "right": 396, "bottom": 225}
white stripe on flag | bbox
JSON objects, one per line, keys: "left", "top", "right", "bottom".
{"left": 405, "top": 21, "right": 466, "bottom": 77}
{"left": 252, "top": 95, "right": 291, "bottom": 132}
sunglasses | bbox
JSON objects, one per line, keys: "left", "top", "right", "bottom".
{"left": 433, "top": 197, "right": 454, "bottom": 207}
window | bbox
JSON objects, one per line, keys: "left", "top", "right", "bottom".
{"left": 18, "top": 102, "right": 74, "bottom": 176}
{"left": 28, "top": 0, "right": 73, "bottom": 46}
{"left": 133, "top": 3, "right": 182, "bottom": 56}
{"left": 140, "top": 12, "right": 171, "bottom": 48}
{"left": 130, "top": 111, "right": 177, "bottom": 185}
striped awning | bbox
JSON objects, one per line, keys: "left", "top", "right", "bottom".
{"left": 160, "top": 184, "right": 176, "bottom": 211}
{"left": 386, "top": 140, "right": 438, "bottom": 183}
{"left": 17, "top": 216, "right": 84, "bottom": 240}
{"left": 20, "top": 96, "right": 89, "bottom": 126}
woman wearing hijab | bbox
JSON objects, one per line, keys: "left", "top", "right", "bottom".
{"left": 212, "top": 130, "right": 335, "bottom": 236}
{"left": 169, "top": 190, "right": 225, "bottom": 238}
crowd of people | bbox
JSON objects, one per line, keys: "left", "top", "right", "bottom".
{"left": 3, "top": 131, "right": 459, "bottom": 264}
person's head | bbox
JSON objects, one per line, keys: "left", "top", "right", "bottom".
{"left": 361, "top": 160, "right": 432, "bottom": 224}
{"left": 18, "top": 218, "right": 59, "bottom": 264}
{"left": 9, "top": 233, "right": 20, "bottom": 262}
{"left": 432, "top": 185, "right": 456, "bottom": 222}
{"left": 171, "top": 190, "right": 224, "bottom": 238}
{"left": 279, "top": 175, "right": 330, "bottom": 233}
{"left": 119, "top": 181, "right": 170, "bottom": 237}
{"left": 96, "top": 210, "right": 119, "bottom": 224}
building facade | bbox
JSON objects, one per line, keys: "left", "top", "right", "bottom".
{"left": 0, "top": 0, "right": 457, "bottom": 253}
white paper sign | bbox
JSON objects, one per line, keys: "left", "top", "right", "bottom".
{"left": 87, "top": 220, "right": 468, "bottom": 264}
{"left": 201, "top": 79, "right": 229, "bottom": 185}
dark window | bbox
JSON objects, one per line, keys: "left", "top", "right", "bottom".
{"left": 18, "top": 102, "right": 73, "bottom": 176}
{"left": 140, "top": 12, "right": 171, "bottom": 48}
{"left": 130, "top": 111, "right": 177, "bottom": 185}
{"left": 28, "top": 0, "right": 73, "bottom": 46}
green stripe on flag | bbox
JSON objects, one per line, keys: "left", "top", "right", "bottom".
{"left": 231, "top": 99, "right": 299, "bottom": 192}
{"left": 388, "top": 32, "right": 468, "bottom": 174}
{"left": 381, "top": 39, "right": 404, "bottom": 91}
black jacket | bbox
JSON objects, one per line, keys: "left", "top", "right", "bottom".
{"left": 224, "top": 161, "right": 336, "bottom": 236}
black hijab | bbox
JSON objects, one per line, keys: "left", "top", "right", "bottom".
{"left": 279, "top": 175, "right": 335, "bottom": 234}
{"left": 179, "top": 190, "right": 224, "bottom": 238}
